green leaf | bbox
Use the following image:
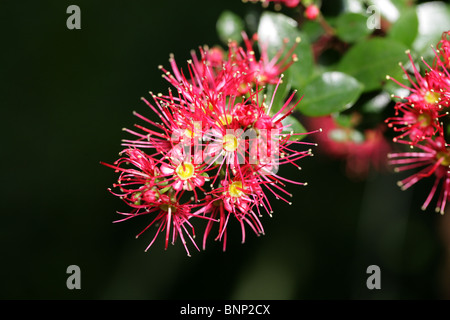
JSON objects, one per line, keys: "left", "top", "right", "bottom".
{"left": 412, "top": 1, "right": 450, "bottom": 59}
{"left": 216, "top": 10, "right": 245, "bottom": 44}
{"left": 361, "top": 91, "right": 392, "bottom": 114}
{"left": 158, "top": 185, "right": 172, "bottom": 194}
{"left": 281, "top": 115, "right": 307, "bottom": 141}
{"left": 337, "top": 38, "right": 409, "bottom": 92}
{"left": 296, "top": 71, "right": 363, "bottom": 117}
{"left": 257, "top": 12, "right": 314, "bottom": 89}
{"left": 388, "top": 8, "right": 418, "bottom": 47}
{"left": 300, "top": 19, "right": 324, "bottom": 43}
{"left": 290, "top": 33, "right": 315, "bottom": 89}
{"left": 336, "top": 12, "right": 372, "bottom": 43}
{"left": 446, "top": 124, "right": 450, "bottom": 138}
{"left": 257, "top": 12, "right": 296, "bottom": 57}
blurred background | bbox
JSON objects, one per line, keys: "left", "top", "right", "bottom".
{"left": 1, "top": 0, "right": 449, "bottom": 300}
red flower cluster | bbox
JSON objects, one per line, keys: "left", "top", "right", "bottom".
{"left": 437, "top": 31, "right": 450, "bottom": 69}
{"left": 102, "top": 34, "right": 318, "bottom": 255}
{"left": 244, "top": 0, "right": 301, "bottom": 9}
{"left": 386, "top": 31, "right": 450, "bottom": 214}
{"left": 308, "top": 115, "right": 390, "bottom": 179}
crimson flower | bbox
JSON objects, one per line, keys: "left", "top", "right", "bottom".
{"left": 235, "top": 33, "right": 300, "bottom": 90}
{"left": 387, "top": 50, "right": 450, "bottom": 113}
{"left": 101, "top": 149, "right": 208, "bottom": 256}
{"left": 386, "top": 29, "right": 450, "bottom": 214}
{"left": 102, "top": 33, "right": 318, "bottom": 254}
{"left": 437, "top": 31, "right": 450, "bottom": 69}
{"left": 385, "top": 102, "right": 443, "bottom": 145}
{"left": 388, "top": 136, "right": 450, "bottom": 214}
{"left": 244, "top": 0, "right": 301, "bottom": 9}
{"left": 307, "top": 115, "right": 390, "bottom": 179}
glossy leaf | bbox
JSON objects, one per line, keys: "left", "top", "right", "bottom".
{"left": 216, "top": 10, "right": 245, "bottom": 44}
{"left": 336, "top": 12, "right": 372, "bottom": 43}
{"left": 361, "top": 91, "right": 392, "bottom": 113}
{"left": 412, "top": 1, "right": 450, "bottom": 59}
{"left": 342, "top": 0, "right": 366, "bottom": 13}
{"left": 296, "top": 72, "right": 363, "bottom": 117}
{"left": 388, "top": 8, "right": 418, "bottom": 47}
{"left": 289, "top": 33, "right": 314, "bottom": 89}
{"left": 337, "top": 38, "right": 409, "bottom": 92}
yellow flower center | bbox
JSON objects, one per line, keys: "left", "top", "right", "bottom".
{"left": 229, "top": 181, "right": 245, "bottom": 198}
{"left": 239, "top": 82, "right": 249, "bottom": 93}
{"left": 257, "top": 73, "right": 268, "bottom": 84}
{"left": 424, "top": 91, "right": 441, "bottom": 105}
{"left": 417, "top": 113, "right": 431, "bottom": 127}
{"left": 437, "top": 151, "right": 450, "bottom": 167}
{"left": 183, "top": 128, "right": 194, "bottom": 139}
{"left": 183, "top": 122, "right": 201, "bottom": 139}
{"left": 223, "top": 134, "right": 239, "bottom": 152}
{"left": 175, "top": 162, "right": 195, "bottom": 180}
{"left": 159, "top": 204, "right": 177, "bottom": 213}
{"left": 218, "top": 113, "right": 233, "bottom": 126}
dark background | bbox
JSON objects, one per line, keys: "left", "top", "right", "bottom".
{"left": 1, "top": 0, "right": 448, "bottom": 300}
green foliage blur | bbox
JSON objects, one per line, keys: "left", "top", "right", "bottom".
{"left": 2, "top": 0, "right": 450, "bottom": 300}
